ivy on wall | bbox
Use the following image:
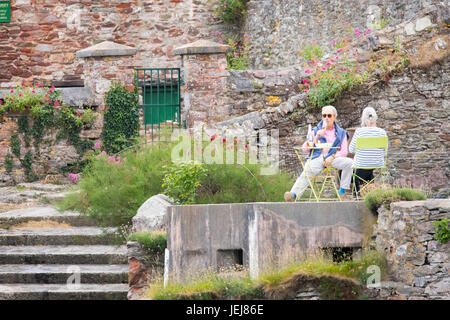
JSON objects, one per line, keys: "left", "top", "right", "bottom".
{"left": 102, "top": 80, "right": 140, "bottom": 154}
{"left": 1, "top": 85, "right": 97, "bottom": 182}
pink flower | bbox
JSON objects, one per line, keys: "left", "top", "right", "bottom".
{"left": 304, "top": 90, "right": 308, "bottom": 93}
{"left": 342, "top": 67, "right": 347, "bottom": 71}
{"left": 330, "top": 76, "right": 334, "bottom": 79}
{"left": 10, "top": 98, "right": 13, "bottom": 102}
{"left": 52, "top": 86, "right": 55, "bottom": 89}
{"left": 54, "top": 100, "right": 60, "bottom": 107}
{"left": 19, "top": 94, "right": 22, "bottom": 97}
{"left": 337, "top": 48, "right": 343, "bottom": 53}
{"left": 210, "top": 133, "right": 217, "bottom": 141}
{"left": 49, "top": 90, "right": 53, "bottom": 93}
{"left": 308, "top": 60, "right": 313, "bottom": 64}
{"left": 322, "top": 67, "right": 326, "bottom": 71}
{"left": 32, "top": 89, "right": 35, "bottom": 93}
{"left": 367, "top": 28, "right": 371, "bottom": 33}
{"left": 36, "top": 83, "right": 40, "bottom": 87}
{"left": 10, "top": 90, "right": 14, "bottom": 93}
{"left": 94, "top": 142, "right": 101, "bottom": 149}
{"left": 303, "top": 79, "right": 308, "bottom": 84}
{"left": 305, "top": 69, "right": 311, "bottom": 74}
{"left": 218, "top": 40, "right": 223, "bottom": 44}
{"left": 106, "top": 106, "right": 110, "bottom": 110}
{"left": 222, "top": 138, "right": 226, "bottom": 142}
{"left": 330, "top": 59, "right": 335, "bottom": 63}
{"left": 49, "top": 99, "right": 52, "bottom": 103}
{"left": 314, "top": 79, "right": 318, "bottom": 83}
{"left": 245, "top": 144, "right": 248, "bottom": 148}
{"left": 347, "top": 69, "right": 351, "bottom": 73}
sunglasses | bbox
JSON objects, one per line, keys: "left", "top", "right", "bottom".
{"left": 322, "top": 114, "right": 334, "bottom": 118}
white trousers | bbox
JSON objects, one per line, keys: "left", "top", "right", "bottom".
{"left": 290, "top": 156, "right": 353, "bottom": 198}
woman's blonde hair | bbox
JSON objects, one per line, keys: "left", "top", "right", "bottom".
{"left": 361, "top": 106, "right": 378, "bottom": 127}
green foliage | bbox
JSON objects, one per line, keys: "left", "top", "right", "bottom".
{"left": 80, "top": 109, "right": 98, "bottom": 127}
{"left": 148, "top": 271, "right": 264, "bottom": 300}
{"left": 373, "top": 17, "right": 391, "bottom": 30}
{"left": 57, "top": 144, "right": 171, "bottom": 226}
{"left": 20, "top": 150, "right": 35, "bottom": 181}
{"left": 364, "top": 188, "right": 427, "bottom": 212}
{"left": 57, "top": 106, "right": 93, "bottom": 155}
{"left": 102, "top": 81, "right": 140, "bottom": 154}
{"left": 299, "top": 43, "right": 324, "bottom": 63}
{"left": 432, "top": 218, "right": 449, "bottom": 244}
{"left": 214, "top": 0, "right": 248, "bottom": 24}
{"left": 4, "top": 153, "right": 13, "bottom": 173}
{"left": 162, "top": 161, "right": 207, "bottom": 204}
{"left": 195, "top": 163, "right": 295, "bottom": 204}
{"left": 147, "top": 250, "right": 387, "bottom": 300}
{"left": 214, "top": 31, "right": 250, "bottom": 70}
{"left": 17, "top": 116, "right": 31, "bottom": 147}
{"left": 31, "top": 104, "right": 55, "bottom": 152}
{"left": 129, "top": 231, "right": 167, "bottom": 253}
{"left": 10, "top": 134, "right": 20, "bottom": 158}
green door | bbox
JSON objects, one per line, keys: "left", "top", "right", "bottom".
{"left": 137, "top": 68, "right": 181, "bottom": 127}
{"left": 143, "top": 85, "right": 179, "bottom": 125}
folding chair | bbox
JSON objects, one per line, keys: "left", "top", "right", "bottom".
{"left": 294, "top": 148, "right": 342, "bottom": 202}
{"left": 352, "top": 136, "right": 388, "bottom": 200}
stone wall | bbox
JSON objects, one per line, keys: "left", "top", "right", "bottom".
{"left": 243, "top": 0, "right": 448, "bottom": 69}
{"left": 370, "top": 200, "right": 449, "bottom": 300}
{"left": 0, "top": 0, "right": 221, "bottom": 89}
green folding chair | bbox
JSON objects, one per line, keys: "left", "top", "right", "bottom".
{"left": 352, "top": 136, "right": 388, "bottom": 200}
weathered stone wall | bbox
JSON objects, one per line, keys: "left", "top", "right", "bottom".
{"left": 243, "top": 0, "right": 448, "bottom": 69}
{"left": 370, "top": 200, "right": 449, "bottom": 300}
{"left": 286, "top": 55, "right": 450, "bottom": 198}
{"left": 127, "top": 241, "right": 164, "bottom": 300}
{"left": 0, "top": 112, "right": 103, "bottom": 186}
{"left": 0, "top": 0, "right": 221, "bottom": 88}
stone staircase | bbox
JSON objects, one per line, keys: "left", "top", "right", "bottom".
{"left": 0, "top": 206, "right": 128, "bottom": 300}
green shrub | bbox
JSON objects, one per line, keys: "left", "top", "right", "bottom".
{"left": 364, "top": 188, "right": 426, "bottom": 212}
{"left": 102, "top": 81, "right": 140, "bottom": 154}
{"left": 195, "top": 163, "right": 295, "bottom": 204}
{"left": 10, "top": 134, "right": 21, "bottom": 158}
{"left": 214, "top": 0, "right": 248, "bottom": 24}
{"left": 4, "top": 153, "right": 13, "bottom": 173}
{"left": 129, "top": 231, "right": 167, "bottom": 253}
{"left": 57, "top": 143, "right": 172, "bottom": 226}
{"left": 162, "top": 161, "right": 207, "bottom": 204}
{"left": 432, "top": 218, "right": 449, "bottom": 244}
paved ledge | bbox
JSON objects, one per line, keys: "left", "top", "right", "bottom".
{"left": 173, "top": 39, "right": 231, "bottom": 55}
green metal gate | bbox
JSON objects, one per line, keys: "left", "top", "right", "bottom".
{"left": 136, "top": 68, "right": 182, "bottom": 140}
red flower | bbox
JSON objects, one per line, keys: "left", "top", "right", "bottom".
{"left": 210, "top": 133, "right": 217, "bottom": 141}
{"left": 222, "top": 138, "right": 226, "bottom": 142}
{"left": 302, "top": 79, "right": 308, "bottom": 84}
{"left": 49, "top": 90, "right": 53, "bottom": 93}
{"left": 106, "top": 106, "right": 110, "bottom": 110}
{"left": 10, "top": 90, "right": 14, "bottom": 93}
{"left": 54, "top": 100, "right": 60, "bottom": 107}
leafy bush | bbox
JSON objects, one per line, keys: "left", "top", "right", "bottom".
{"left": 215, "top": 31, "right": 250, "bottom": 70}
{"left": 162, "top": 161, "right": 207, "bottom": 205}
{"left": 58, "top": 143, "right": 172, "bottom": 226}
{"left": 214, "top": 0, "right": 248, "bottom": 24}
{"left": 196, "top": 163, "right": 294, "bottom": 203}
{"left": 364, "top": 187, "right": 426, "bottom": 212}
{"left": 4, "top": 153, "right": 13, "bottom": 173}
{"left": 129, "top": 231, "right": 167, "bottom": 253}
{"left": 432, "top": 218, "right": 449, "bottom": 244}
{"left": 102, "top": 81, "right": 140, "bottom": 154}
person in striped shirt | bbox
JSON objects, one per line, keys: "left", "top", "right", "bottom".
{"left": 349, "top": 107, "right": 388, "bottom": 194}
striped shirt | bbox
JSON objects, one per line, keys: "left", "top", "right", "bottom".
{"left": 349, "top": 127, "right": 387, "bottom": 168}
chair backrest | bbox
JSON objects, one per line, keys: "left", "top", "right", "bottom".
{"left": 355, "top": 136, "right": 388, "bottom": 151}
{"left": 354, "top": 136, "right": 388, "bottom": 169}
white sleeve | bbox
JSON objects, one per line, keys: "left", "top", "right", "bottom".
{"left": 349, "top": 129, "right": 358, "bottom": 154}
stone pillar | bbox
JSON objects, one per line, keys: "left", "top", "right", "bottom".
{"left": 173, "top": 40, "right": 231, "bottom": 127}
{"left": 76, "top": 41, "right": 138, "bottom": 107}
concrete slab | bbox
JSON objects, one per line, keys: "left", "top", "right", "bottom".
{"left": 166, "top": 201, "right": 376, "bottom": 281}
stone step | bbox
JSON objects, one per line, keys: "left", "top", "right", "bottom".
{"left": 0, "top": 245, "right": 127, "bottom": 265}
{"left": 0, "top": 227, "right": 118, "bottom": 246}
{"left": 0, "top": 206, "right": 99, "bottom": 227}
{"left": 0, "top": 283, "right": 128, "bottom": 300}
{"left": 0, "top": 264, "right": 129, "bottom": 284}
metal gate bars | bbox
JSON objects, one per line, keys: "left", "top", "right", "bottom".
{"left": 135, "top": 68, "right": 182, "bottom": 141}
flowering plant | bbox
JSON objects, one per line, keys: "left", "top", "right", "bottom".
{"left": 214, "top": 0, "right": 248, "bottom": 24}
{"left": 0, "top": 84, "right": 61, "bottom": 118}
{"left": 215, "top": 31, "right": 250, "bottom": 70}
{"left": 299, "top": 25, "right": 372, "bottom": 107}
